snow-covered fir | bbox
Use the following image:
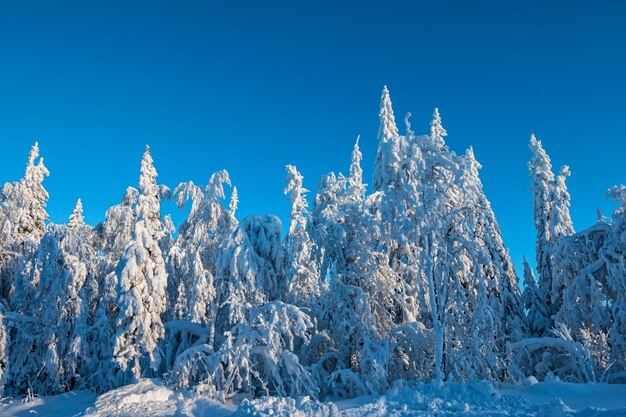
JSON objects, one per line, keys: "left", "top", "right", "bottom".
{"left": 0, "top": 87, "right": 624, "bottom": 416}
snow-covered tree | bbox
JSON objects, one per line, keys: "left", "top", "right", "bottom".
{"left": 0, "top": 142, "right": 50, "bottom": 245}
{"left": 112, "top": 146, "right": 169, "bottom": 382}
{"left": 460, "top": 147, "right": 527, "bottom": 344}
{"left": 0, "top": 143, "right": 50, "bottom": 301}
{"left": 214, "top": 214, "right": 285, "bottom": 341}
{"left": 528, "top": 135, "right": 557, "bottom": 334}
{"left": 170, "top": 301, "right": 316, "bottom": 401}
{"left": 283, "top": 165, "right": 320, "bottom": 306}
{"left": 174, "top": 170, "right": 235, "bottom": 273}
{"left": 522, "top": 257, "right": 549, "bottom": 337}
{"left": 372, "top": 86, "right": 399, "bottom": 192}
{"left": 95, "top": 187, "right": 138, "bottom": 256}
{"left": 68, "top": 199, "right": 85, "bottom": 231}
{"left": 599, "top": 185, "right": 626, "bottom": 377}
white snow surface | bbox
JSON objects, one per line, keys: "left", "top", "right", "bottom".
{"left": 1, "top": 379, "right": 625, "bottom": 417}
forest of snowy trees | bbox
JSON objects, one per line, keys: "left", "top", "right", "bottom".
{"left": 0, "top": 87, "right": 624, "bottom": 401}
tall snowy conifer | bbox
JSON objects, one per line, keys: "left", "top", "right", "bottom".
{"left": 0, "top": 142, "right": 50, "bottom": 301}
{"left": 112, "top": 145, "right": 168, "bottom": 381}
{"left": 528, "top": 134, "right": 557, "bottom": 334}
{"left": 283, "top": 165, "right": 320, "bottom": 306}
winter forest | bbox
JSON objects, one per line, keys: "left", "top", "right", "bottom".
{"left": 0, "top": 86, "right": 625, "bottom": 403}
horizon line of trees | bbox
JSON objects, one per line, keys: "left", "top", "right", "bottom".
{"left": 0, "top": 86, "right": 624, "bottom": 401}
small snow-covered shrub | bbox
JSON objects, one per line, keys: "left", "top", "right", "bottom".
{"left": 508, "top": 323, "right": 595, "bottom": 383}
{"left": 169, "top": 301, "right": 317, "bottom": 401}
{"left": 389, "top": 322, "right": 434, "bottom": 383}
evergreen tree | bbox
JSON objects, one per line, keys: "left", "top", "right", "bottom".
{"left": 68, "top": 199, "right": 85, "bottom": 231}
{"left": 522, "top": 257, "right": 549, "bottom": 337}
{"left": 112, "top": 146, "right": 168, "bottom": 382}
{"left": 283, "top": 165, "right": 319, "bottom": 306}
{"left": 528, "top": 134, "right": 557, "bottom": 334}
{"left": 0, "top": 142, "right": 50, "bottom": 301}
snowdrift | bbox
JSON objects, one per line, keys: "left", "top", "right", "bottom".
{"left": 1, "top": 379, "right": 626, "bottom": 417}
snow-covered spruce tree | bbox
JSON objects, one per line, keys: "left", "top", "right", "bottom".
{"left": 548, "top": 165, "right": 575, "bottom": 315}
{"left": 95, "top": 187, "right": 138, "bottom": 256}
{"left": 68, "top": 198, "right": 85, "bottom": 231}
{"left": 599, "top": 185, "right": 626, "bottom": 379}
{"left": 283, "top": 165, "right": 320, "bottom": 307}
{"left": 0, "top": 142, "right": 49, "bottom": 302}
{"left": 309, "top": 137, "right": 397, "bottom": 398}
{"left": 460, "top": 149, "right": 527, "bottom": 341}
{"left": 214, "top": 214, "right": 285, "bottom": 339}
{"left": 551, "top": 222, "right": 612, "bottom": 377}
{"left": 528, "top": 134, "right": 558, "bottom": 335}
{"left": 174, "top": 170, "right": 235, "bottom": 275}
{"left": 112, "top": 145, "right": 169, "bottom": 383}
{"left": 452, "top": 147, "right": 527, "bottom": 379}
{"left": 416, "top": 108, "right": 508, "bottom": 384}
{"left": 522, "top": 257, "right": 550, "bottom": 337}
{"left": 369, "top": 88, "right": 422, "bottom": 325}
{"left": 167, "top": 171, "right": 235, "bottom": 322}
{"left": 5, "top": 218, "right": 99, "bottom": 395}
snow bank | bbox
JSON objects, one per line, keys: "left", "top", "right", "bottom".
{"left": 1, "top": 379, "right": 625, "bottom": 416}
{"left": 503, "top": 381, "right": 626, "bottom": 412}
{"left": 81, "top": 378, "right": 233, "bottom": 417}
{"left": 235, "top": 396, "right": 341, "bottom": 417}
{"left": 339, "top": 380, "right": 626, "bottom": 417}
{"left": 0, "top": 390, "right": 96, "bottom": 417}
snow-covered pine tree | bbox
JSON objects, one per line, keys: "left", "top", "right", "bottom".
{"left": 551, "top": 222, "right": 612, "bottom": 376}
{"left": 460, "top": 149, "right": 527, "bottom": 340}
{"left": 548, "top": 165, "right": 575, "bottom": 313}
{"left": 528, "top": 134, "right": 557, "bottom": 335}
{"left": 112, "top": 145, "right": 169, "bottom": 382}
{"left": 68, "top": 199, "right": 85, "bottom": 231}
{"left": 454, "top": 147, "right": 527, "bottom": 378}
{"left": 372, "top": 86, "right": 399, "bottom": 193}
{"left": 522, "top": 256, "right": 549, "bottom": 337}
{"left": 174, "top": 170, "right": 235, "bottom": 274}
{"left": 168, "top": 171, "right": 235, "bottom": 321}
{"left": 283, "top": 165, "right": 320, "bottom": 307}
{"left": 369, "top": 87, "right": 423, "bottom": 325}
{"left": 214, "top": 214, "right": 285, "bottom": 342}
{"left": 599, "top": 185, "right": 626, "bottom": 379}
{"left": 0, "top": 142, "right": 50, "bottom": 301}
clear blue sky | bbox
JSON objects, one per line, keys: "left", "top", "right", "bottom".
{"left": 0, "top": 1, "right": 625, "bottom": 275}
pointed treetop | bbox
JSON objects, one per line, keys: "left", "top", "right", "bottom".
{"left": 229, "top": 186, "right": 239, "bottom": 218}
{"left": 377, "top": 85, "right": 398, "bottom": 143}
{"left": 24, "top": 141, "right": 49, "bottom": 183}
{"left": 430, "top": 107, "right": 448, "bottom": 146}
{"left": 68, "top": 198, "right": 85, "bottom": 230}
{"left": 465, "top": 146, "right": 482, "bottom": 175}
{"left": 350, "top": 135, "right": 363, "bottom": 182}
{"left": 349, "top": 135, "right": 366, "bottom": 201}
{"left": 522, "top": 256, "right": 537, "bottom": 287}
{"left": 26, "top": 141, "right": 40, "bottom": 168}
{"left": 528, "top": 134, "right": 554, "bottom": 181}
{"left": 139, "top": 145, "right": 158, "bottom": 195}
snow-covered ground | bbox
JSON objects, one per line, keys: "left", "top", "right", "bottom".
{"left": 1, "top": 379, "right": 625, "bottom": 417}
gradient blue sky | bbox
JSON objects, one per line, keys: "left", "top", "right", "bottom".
{"left": 0, "top": 1, "right": 625, "bottom": 275}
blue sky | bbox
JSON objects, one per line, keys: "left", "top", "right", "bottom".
{"left": 0, "top": 1, "right": 625, "bottom": 275}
